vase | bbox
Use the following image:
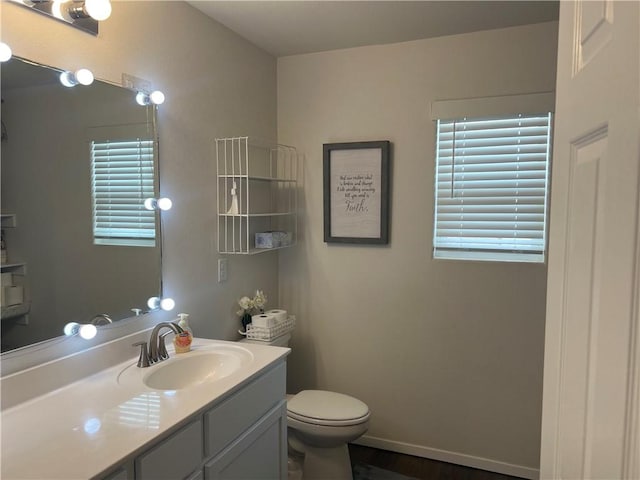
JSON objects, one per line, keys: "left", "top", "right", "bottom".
{"left": 241, "top": 312, "right": 252, "bottom": 330}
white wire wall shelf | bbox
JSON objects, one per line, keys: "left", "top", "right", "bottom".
{"left": 0, "top": 216, "right": 29, "bottom": 325}
{"left": 216, "top": 137, "right": 300, "bottom": 255}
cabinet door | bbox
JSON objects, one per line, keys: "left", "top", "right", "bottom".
{"left": 204, "top": 363, "right": 285, "bottom": 458}
{"left": 186, "top": 469, "right": 204, "bottom": 480}
{"left": 205, "top": 401, "right": 287, "bottom": 480}
{"left": 136, "top": 419, "right": 203, "bottom": 480}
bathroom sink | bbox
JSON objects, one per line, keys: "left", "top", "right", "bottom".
{"left": 117, "top": 345, "right": 254, "bottom": 390}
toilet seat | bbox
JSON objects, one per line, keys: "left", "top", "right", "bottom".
{"left": 287, "top": 390, "right": 370, "bottom": 427}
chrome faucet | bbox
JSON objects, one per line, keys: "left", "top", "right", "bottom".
{"left": 148, "top": 322, "right": 184, "bottom": 364}
{"left": 90, "top": 313, "right": 113, "bottom": 326}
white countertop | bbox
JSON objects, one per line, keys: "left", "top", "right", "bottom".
{"left": 1, "top": 338, "right": 289, "bottom": 480}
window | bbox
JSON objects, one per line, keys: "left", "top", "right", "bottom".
{"left": 433, "top": 112, "right": 552, "bottom": 262}
{"left": 90, "top": 137, "right": 156, "bottom": 247}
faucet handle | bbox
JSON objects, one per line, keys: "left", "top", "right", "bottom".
{"left": 133, "top": 341, "right": 150, "bottom": 368}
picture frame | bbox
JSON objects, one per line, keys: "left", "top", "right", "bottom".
{"left": 323, "top": 140, "right": 391, "bottom": 244}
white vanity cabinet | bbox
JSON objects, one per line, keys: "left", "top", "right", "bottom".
{"left": 99, "top": 361, "right": 287, "bottom": 480}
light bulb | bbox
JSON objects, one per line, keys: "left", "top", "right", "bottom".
{"left": 59, "top": 69, "right": 94, "bottom": 87}
{"left": 144, "top": 198, "right": 156, "bottom": 210}
{"left": 157, "top": 198, "right": 172, "bottom": 211}
{"left": 64, "top": 322, "right": 80, "bottom": 336}
{"left": 51, "top": 0, "right": 65, "bottom": 20}
{"left": 79, "top": 323, "right": 97, "bottom": 340}
{"left": 84, "top": 0, "right": 112, "bottom": 21}
{"left": 60, "top": 71, "right": 76, "bottom": 88}
{"left": 147, "top": 296, "right": 160, "bottom": 310}
{"left": 160, "top": 298, "right": 175, "bottom": 311}
{"left": 149, "top": 90, "right": 165, "bottom": 105}
{"left": 0, "top": 42, "right": 12, "bottom": 62}
{"left": 136, "top": 91, "right": 165, "bottom": 106}
{"left": 136, "top": 92, "right": 149, "bottom": 106}
{"left": 144, "top": 197, "right": 172, "bottom": 211}
{"left": 75, "top": 68, "right": 94, "bottom": 86}
{"left": 64, "top": 321, "right": 97, "bottom": 339}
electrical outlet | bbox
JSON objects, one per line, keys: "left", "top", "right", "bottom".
{"left": 218, "top": 258, "right": 228, "bottom": 282}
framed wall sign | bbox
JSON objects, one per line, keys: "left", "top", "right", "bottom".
{"left": 323, "top": 140, "right": 391, "bottom": 244}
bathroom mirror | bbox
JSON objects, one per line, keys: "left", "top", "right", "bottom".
{"left": 0, "top": 56, "right": 162, "bottom": 353}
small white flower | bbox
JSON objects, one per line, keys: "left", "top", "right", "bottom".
{"left": 238, "top": 296, "right": 252, "bottom": 311}
{"left": 253, "top": 290, "right": 267, "bottom": 309}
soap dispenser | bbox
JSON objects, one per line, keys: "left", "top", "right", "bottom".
{"left": 174, "top": 313, "right": 193, "bottom": 353}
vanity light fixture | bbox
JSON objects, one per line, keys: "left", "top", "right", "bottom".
{"left": 0, "top": 42, "right": 12, "bottom": 62}
{"left": 68, "top": 0, "right": 112, "bottom": 21}
{"left": 12, "top": 0, "right": 112, "bottom": 36}
{"left": 63, "top": 322, "right": 98, "bottom": 339}
{"left": 147, "top": 296, "right": 176, "bottom": 311}
{"left": 49, "top": 0, "right": 112, "bottom": 21}
{"left": 59, "top": 68, "right": 94, "bottom": 87}
{"left": 144, "top": 197, "right": 173, "bottom": 211}
{"left": 136, "top": 90, "right": 165, "bottom": 106}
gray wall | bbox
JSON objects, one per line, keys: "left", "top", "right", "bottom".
{"left": 2, "top": 1, "right": 279, "bottom": 343}
{"left": 277, "top": 21, "right": 558, "bottom": 472}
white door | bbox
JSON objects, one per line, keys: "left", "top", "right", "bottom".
{"left": 540, "top": 1, "right": 640, "bottom": 479}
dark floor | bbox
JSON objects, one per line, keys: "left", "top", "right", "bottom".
{"left": 348, "top": 444, "right": 525, "bottom": 480}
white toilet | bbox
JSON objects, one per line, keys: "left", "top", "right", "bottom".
{"left": 241, "top": 333, "right": 370, "bottom": 480}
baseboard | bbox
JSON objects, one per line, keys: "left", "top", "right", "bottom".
{"left": 353, "top": 435, "right": 540, "bottom": 480}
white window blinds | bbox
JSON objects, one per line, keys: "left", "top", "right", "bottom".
{"left": 433, "top": 113, "right": 552, "bottom": 262}
{"left": 91, "top": 138, "right": 156, "bottom": 247}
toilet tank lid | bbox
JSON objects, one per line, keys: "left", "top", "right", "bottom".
{"left": 287, "top": 390, "right": 369, "bottom": 421}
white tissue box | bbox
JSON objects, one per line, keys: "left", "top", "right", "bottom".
{"left": 255, "top": 232, "right": 281, "bottom": 248}
{"left": 255, "top": 232, "right": 277, "bottom": 249}
{"left": 255, "top": 231, "right": 292, "bottom": 249}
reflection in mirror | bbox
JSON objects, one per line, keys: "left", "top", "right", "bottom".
{"left": 1, "top": 56, "right": 162, "bottom": 353}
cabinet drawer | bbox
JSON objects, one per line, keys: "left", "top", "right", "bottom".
{"left": 204, "top": 362, "right": 285, "bottom": 458}
{"left": 136, "top": 419, "right": 203, "bottom": 480}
